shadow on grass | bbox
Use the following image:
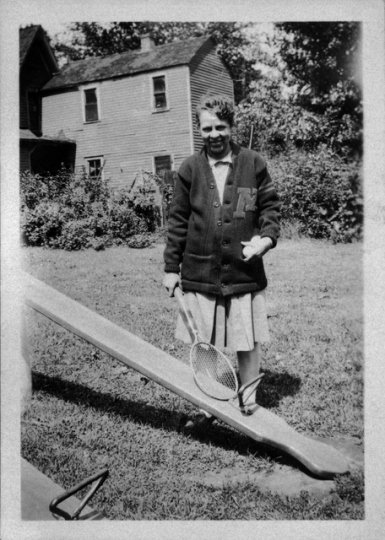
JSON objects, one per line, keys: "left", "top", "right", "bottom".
{"left": 31, "top": 370, "right": 182, "bottom": 431}
{"left": 31, "top": 369, "right": 309, "bottom": 475}
{"left": 258, "top": 369, "right": 302, "bottom": 409}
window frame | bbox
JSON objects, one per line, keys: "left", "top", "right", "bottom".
{"left": 153, "top": 154, "right": 173, "bottom": 176}
{"left": 151, "top": 73, "right": 169, "bottom": 112}
{"left": 81, "top": 84, "right": 101, "bottom": 123}
{"left": 85, "top": 156, "right": 104, "bottom": 180}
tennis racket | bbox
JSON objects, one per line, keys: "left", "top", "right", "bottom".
{"left": 174, "top": 287, "right": 264, "bottom": 410}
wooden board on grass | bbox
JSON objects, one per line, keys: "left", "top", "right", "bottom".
{"left": 23, "top": 272, "right": 352, "bottom": 480}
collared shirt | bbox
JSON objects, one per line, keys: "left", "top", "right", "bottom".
{"left": 208, "top": 151, "right": 232, "bottom": 204}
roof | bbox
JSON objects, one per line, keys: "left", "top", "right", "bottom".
{"left": 20, "top": 26, "right": 40, "bottom": 65}
{"left": 43, "top": 36, "right": 213, "bottom": 91}
{"left": 20, "top": 25, "right": 58, "bottom": 72}
{"left": 20, "top": 128, "right": 76, "bottom": 144}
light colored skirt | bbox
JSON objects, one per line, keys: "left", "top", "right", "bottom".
{"left": 175, "top": 290, "right": 270, "bottom": 352}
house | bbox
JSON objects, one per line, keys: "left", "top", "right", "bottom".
{"left": 19, "top": 25, "right": 76, "bottom": 174}
{"left": 39, "top": 33, "right": 234, "bottom": 190}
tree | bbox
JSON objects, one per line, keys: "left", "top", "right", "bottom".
{"left": 274, "top": 22, "right": 362, "bottom": 154}
{"left": 276, "top": 23, "right": 361, "bottom": 110}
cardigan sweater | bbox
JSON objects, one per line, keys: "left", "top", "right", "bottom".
{"left": 164, "top": 141, "right": 280, "bottom": 296}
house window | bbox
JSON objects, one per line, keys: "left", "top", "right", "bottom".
{"left": 154, "top": 155, "right": 172, "bottom": 176}
{"left": 84, "top": 88, "right": 99, "bottom": 122}
{"left": 153, "top": 76, "right": 167, "bottom": 109}
{"left": 86, "top": 157, "right": 103, "bottom": 179}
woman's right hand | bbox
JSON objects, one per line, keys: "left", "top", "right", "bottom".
{"left": 162, "top": 272, "right": 180, "bottom": 297}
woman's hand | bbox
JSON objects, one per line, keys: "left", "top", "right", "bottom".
{"left": 162, "top": 272, "right": 181, "bottom": 296}
{"left": 241, "top": 236, "right": 273, "bottom": 262}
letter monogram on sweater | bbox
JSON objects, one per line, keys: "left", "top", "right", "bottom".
{"left": 233, "top": 188, "right": 257, "bottom": 218}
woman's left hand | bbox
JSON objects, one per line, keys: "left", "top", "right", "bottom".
{"left": 241, "top": 236, "right": 273, "bottom": 262}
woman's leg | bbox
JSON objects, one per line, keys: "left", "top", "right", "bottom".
{"left": 237, "top": 343, "right": 261, "bottom": 386}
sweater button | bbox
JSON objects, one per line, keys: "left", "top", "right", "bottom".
{"left": 217, "top": 221, "right": 222, "bottom": 226}
{"left": 210, "top": 184, "right": 215, "bottom": 189}
{"left": 214, "top": 202, "right": 219, "bottom": 207}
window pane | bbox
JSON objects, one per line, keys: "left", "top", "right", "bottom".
{"left": 85, "top": 104, "right": 99, "bottom": 122}
{"left": 153, "top": 77, "right": 165, "bottom": 92}
{"left": 155, "top": 155, "right": 171, "bottom": 175}
{"left": 84, "top": 89, "right": 98, "bottom": 121}
{"left": 88, "top": 159, "right": 102, "bottom": 178}
{"left": 85, "top": 89, "right": 97, "bottom": 104}
{"left": 155, "top": 94, "right": 167, "bottom": 108}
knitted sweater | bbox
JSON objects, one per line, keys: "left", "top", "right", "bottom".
{"left": 164, "top": 141, "right": 280, "bottom": 296}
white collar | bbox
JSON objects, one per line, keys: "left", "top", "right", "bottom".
{"left": 208, "top": 151, "right": 232, "bottom": 167}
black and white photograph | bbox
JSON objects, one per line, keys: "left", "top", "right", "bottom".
{"left": 1, "top": 0, "right": 384, "bottom": 538}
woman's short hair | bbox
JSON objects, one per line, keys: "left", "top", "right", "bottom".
{"left": 195, "top": 94, "right": 235, "bottom": 127}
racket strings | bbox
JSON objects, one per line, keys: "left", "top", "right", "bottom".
{"left": 191, "top": 342, "right": 238, "bottom": 400}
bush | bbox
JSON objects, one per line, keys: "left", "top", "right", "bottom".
{"left": 20, "top": 169, "right": 161, "bottom": 250}
{"left": 59, "top": 218, "right": 94, "bottom": 250}
{"left": 22, "top": 201, "right": 66, "bottom": 247}
{"left": 270, "top": 147, "right": 363, "bottom": 242}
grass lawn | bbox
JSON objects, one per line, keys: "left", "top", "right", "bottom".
{"left": 21, "top": 238, "right": 364, "bottom": 520}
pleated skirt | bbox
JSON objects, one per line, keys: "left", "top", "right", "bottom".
{"left": 175, "top": 290, "right": 270, "bottom": 352}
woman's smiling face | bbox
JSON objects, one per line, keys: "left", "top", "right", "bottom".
{"left": 198, "top": 110, "right": 231, "bottom": 159}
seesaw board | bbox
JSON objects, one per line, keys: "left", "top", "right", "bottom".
{"left": 23, "top": 272, "right": 352, "bottom": 479}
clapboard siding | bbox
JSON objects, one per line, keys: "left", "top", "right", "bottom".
{"left": 42, "top": 66, "right": 192, "bottom": 189}
{"left": 189, "top": 42, "right": 234, "bottom": 151}
{"left": 40, "top": 38, "right": 233, "bottom": 187}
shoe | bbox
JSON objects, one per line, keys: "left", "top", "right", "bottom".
{"left": 181, "top": 411, "right": 214, "bottom": 434}
{"left": 238, "top": 373, "right": 264, "bottom": 415}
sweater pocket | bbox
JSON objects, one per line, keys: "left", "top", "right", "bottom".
{"left": 182, "top": 252, "right": 212, "bottom": 284}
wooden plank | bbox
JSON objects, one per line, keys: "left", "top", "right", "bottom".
{"left": 23, "top": 272, "right": 352, "bottom": 479}
{"left": 21, "top": 459, "right": 103, "bottom": 521}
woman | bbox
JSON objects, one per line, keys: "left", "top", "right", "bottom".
{"left": 163, "top": 94, "right": 280, "bottom": 430}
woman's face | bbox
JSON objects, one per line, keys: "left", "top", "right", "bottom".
{"left": 198, "top": 110, "right": 231, "bottom": 159}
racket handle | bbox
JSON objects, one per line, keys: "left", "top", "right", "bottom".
{"left": 174, "top": 287, "right": 198, "bottom": 341}
{"left": 173, "top": 286, "right": 184, "bottom": 303}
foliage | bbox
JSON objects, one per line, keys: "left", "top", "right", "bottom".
{"left": 276, "top": 22, "right": 361, "bottom": 112}
{"left": 235, "top": 77, "right": 360, "bottom": 156}
{"left": 270, "top": 147, "right": 363, "bottom": 243}
{"left": 274, "top": 22, "right": 362, "bottom": 155}
{"left": 20, "top": 168, "right": 160, "bottom": 250}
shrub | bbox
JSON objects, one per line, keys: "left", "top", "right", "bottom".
{"left": 58, "top": 218, "right": 94, "bottom": 250}
{"left": 126, "top": 233, "right": 154, "bottom": 248}
{"left": 20, "top": 168, "right": 162, "bottom": 250}
{"left": 270, "top": 147, "right": 363, "bottom": 242}
{"left": 108, "top": 203, "right": 147, "bottom": 240}
{"left": 22, "top": 201, "right": 65, "bottom": 247}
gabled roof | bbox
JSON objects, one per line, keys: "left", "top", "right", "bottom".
{"left": 20, "top": 26, "right": 39, "bottom": 65}
{"left": 20, "top": 25, "right": 58, "bottom": 72}
{"left": 43, "top": 36, "right": 213, "bottom": 91}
